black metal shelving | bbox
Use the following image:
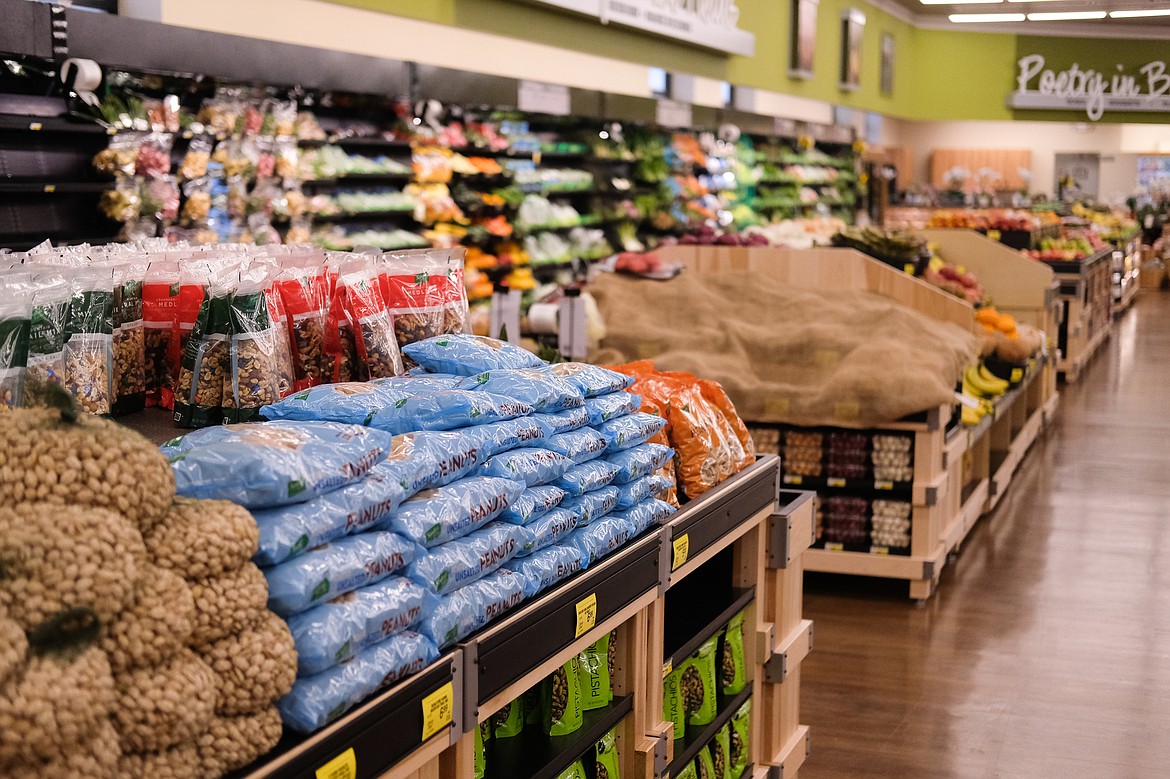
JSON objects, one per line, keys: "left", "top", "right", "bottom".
{"left": 667, "top": 686, "right": 753, "bottom": 777}
{"left": 484, "top": 695, "right": 632, "bottom": 779}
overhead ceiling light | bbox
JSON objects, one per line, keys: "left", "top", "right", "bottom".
{"left": 1110, "top": 7, "right": 1170, "bottom": 15}
{"left": 1006, "top": 0, "right": 1065, "bottom": 3}
{"left": 922, "top": 0, "right": 1002, "bottom": 4}
{"left": 949, "top": 11, "right": 1025, "bottom": 19}
{"left": 1027, "top": 9, "right": 1107, "bottom": 18}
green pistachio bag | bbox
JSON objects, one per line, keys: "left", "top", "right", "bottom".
{"left": 663, "top": 664, "right": 685, "bottom": 739}
{"left": 596, "top": 728, "right": 621, "bottom": 779}
{"left": 555, "top": 758, "right": 587, "bottom": 779}
{"left": 682, "top": 634, "right": 720, "bottom": 727}
{"left": 580, "top": 632, "right": 614, "bottom": 711}
{"left": 713, "top": 723, "right": 731, "bottom": 779}
{"left": 674, "top": 759, "right": 699, "bottom": 779}
{"left": 524, "top": 686, "right": 542, "bottom": 728}
{"left": 543, "top": 655, "right": 584, "bottom": 736}
{"left": 696, "top": 745, "right": 716, "bottom": 779}
{"left": 730, "top": 698, "right": 751, "bottom": 779}
{"left": 492, "top": 697, "right": 524, "bottom": 739}
{"left": 474, "top": 720, "right": 489, "bottom": 779}
{"left": 721, "top": 611, "right": 746, "bottom": 696}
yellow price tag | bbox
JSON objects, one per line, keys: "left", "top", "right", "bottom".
{"left": 827, "top": 477, "right": 846, "bottom": 487}
{"left": 29, "top": 122, "right": 42, "bottom": 131}
{"left": 315, "top": 747, "right": 356, "bottom": 779}
{"left": 662, "top": 659, "right": 673, "bottom": 679}
{"left": 575, "top": 593, "right": 598, "bottom": 638}
{"left": 42, "top": 184, "right": 56, "bottom": 194}
{"left": 671, "top": 534, "right": 690, "bottom": 571}
{"left": 903, "top": 263, "right": 915, "bottom": 274}
{"left": 420, "top": 682, "right": 454, "bottom": 742}
{"left": 1010, "top": 368, "right": 1023, "bottom": 382}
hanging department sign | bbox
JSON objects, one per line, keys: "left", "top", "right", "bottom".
{"left": 520, "top": 0, "right": 755, "bottom": 56}
{"left": 1009, "top": 55, "right": 1170, "bottom": 121}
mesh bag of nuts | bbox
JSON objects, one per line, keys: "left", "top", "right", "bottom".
{"left": 112, "top": 260, "right": 148, "bottom": 417}
{"left": 277, "top": 630, "right": 438, "bottom": 734}
{"left": 342, "top": 264, "right": 403, "bottom": 380}
{"left": 62, "top": 266, "right": 116, "bottom": 415}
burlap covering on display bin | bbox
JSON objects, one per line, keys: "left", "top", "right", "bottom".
{"left": 589, "top": 271, "right": 978, "bottom": 429}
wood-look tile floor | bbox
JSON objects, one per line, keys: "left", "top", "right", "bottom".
{"left": 800, "top": 292, "right": 1170, "bottom": 779}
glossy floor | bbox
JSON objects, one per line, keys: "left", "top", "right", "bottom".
{"left": 800, "top": 292, "right": 1170, "bottom": 779}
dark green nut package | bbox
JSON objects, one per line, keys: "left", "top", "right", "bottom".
{"left": 579, "top": 632, "right": 614, "bottom": 711}
{"left": 730, "top": 698, "right": 751, "bottom": 779}
{"left": 596, "top": 728, "right": 621, "bottom": 779}
{"left": 682, "top": 634, "right": 720, "bottom": 727}
{"left": 721, "top": 611, "right": 746, "bottom": 696}
{"left": 491, "top": 697, "right": 524, "bottom": 739}
{"left": 543, "top": 655, "right": 584, "bottom": 736}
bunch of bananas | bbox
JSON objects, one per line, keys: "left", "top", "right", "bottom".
{"left": 960, "top": 364, "right": 1009, "bottom": 426}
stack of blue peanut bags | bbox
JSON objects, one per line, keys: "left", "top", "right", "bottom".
{"left": 166, "top": 334, "right": 676, "bottom": 735}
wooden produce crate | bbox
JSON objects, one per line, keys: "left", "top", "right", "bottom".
{"left": 1045, "top": 247, "right": 1113, "bottom": 384}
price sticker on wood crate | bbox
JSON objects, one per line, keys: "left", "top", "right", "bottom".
{"left": 662, "top": 659, "right": 673, "bottom": 679}
{"left": 875, "top": 480, "right": 894, "bottom": 491}
{"left": 671, "top": 534, "right": 690, "bottom": 571}
{"left": 575, "top": 593, "right": 598, "bottom": 637}
{"left": 315, "top": 747, "right": 356, "bottom": 779}
{"left": 784, "top": 475, "right": 803, "bottom": 485}
{"left": 420, "top": 682, "right": 454, "bottom": 742}
{"left": 827, "top": 477, "right": 846, "bottom": 488}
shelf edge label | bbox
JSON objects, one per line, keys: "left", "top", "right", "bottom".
{"left": 315, "top": 747, "right": 356, "bottom": 779}
{"left": 575, "top": 593, "right": 598, "bottom": 638}
{"left": 671, "top": 533, "right": 690, "bottom": 571}
{"left": 420, "top": 682, "right": 454, "bottom": 742}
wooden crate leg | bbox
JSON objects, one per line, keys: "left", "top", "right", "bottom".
{"left": 438, "top": 730, "right": 474, "bottom": 779}
{"left": 909, "top": 576, "right": 935, "bottom": 602}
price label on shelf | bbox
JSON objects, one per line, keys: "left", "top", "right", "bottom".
{"left": 575, "top": 593, "right": 598, "bottom": 638}
{"left": 783, "top": 475, "right": 803, "bottom": 485}
{"left": 420, "top": 682, "right": 454, "bottom": 742}
{"left": 1011, "top": 368, "right": 1024, "bottom": 383}
{"left": 827, "top": 477, "right": 846, "bottom": 488}
{"left": 28, "top": 122, "right": 42, "bottom": 131}
{"left": 315, "top": 747, "right": 356, "bottom": 779}
{"left": 518, "top": 80, "right": 571, "bottom": 116}
{"left": 671, "top": 534, "right": 690, "bottom": 571}
{"left": 871, "top": 546, "right": 891, "bottom": 556}
{"left": 875, "top": 480, "right": 894, "bottom": 491}
{"left": 824, "top": 542, "right": 844, "bottom": 552}
{"left": 903, "top": 263, "right": 916, "bottom": 274}
{"left": 662, "top": 659, "right": 673, "bottom": 679}
{"left": 42, "top": 185, "right": 56, "bottom": 194}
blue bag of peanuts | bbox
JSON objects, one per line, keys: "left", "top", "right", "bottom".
{"left": 497, "top": 485, "right": 568, "bottom": 525}
{"left": 504, "top": 544, "right": 585, "bottom": 598}
{"left": 615, "top": 474, "right": 674, "bottom": 510}
{"left": 286, "top": 576, "right": 439, "bottom": 675}
{"left": 583, "top": 392, "right": 642, "bottom": 426}
{"left": 561, "top": 486, "right": 620, "bottom": 526}
{"left": 566, "top": 516, "right": 633, "bottom": 568}
{"left": 418, "top": 568, "right": 528, "bottom": 648}
{"left": 606, "top": 443, "right": 675, "bottom": 485}
{"left": 542, "top": 362, "right": 633, "bottom": 397}
{"left": 594, "top": 412, "right": 668, "bottom": 453}
{"left": 555, "top": 460, "right": 621, "bottom": 497}
{"left": 405, "top": 522, "right": 527, "bottom": 596}
{"left": 457, "top": 368, "right": 584, "bottom": 412}
{"left": 404, "top": 429, "right": 493, "bottom": 488}
{"left": 464, "top": 416, "right": 547, "bottom": 458}
{"left": 533, "top": 407, "right": 590, "bottom": 436}
{"left": 516, "top": 507, "right": 578, "bottom": 556}
{"left": 477, "top": 448, "right": 574, "bottom": 487}
{"left": 372, "top": 375, "right": 461, "bottom": 391}
{"left": 265, "top": 531, "right": 418, "bottom": 617}
{"left": 165, "top": 420, "right": 392, "bottom": 509}
{"left": 378, "top": 476, "right": 523, "bottom": 548}
{"left": 612, "top": 498, "right": 676, "bottom": 536}
{"left": 544, "top": 428, "right": 609, "bottom": 465}
{"left": 278, "top": 631, "right": 439, "bottom": 734}
{"left": 403, "top": 334, "right": 545, "bottom": 375}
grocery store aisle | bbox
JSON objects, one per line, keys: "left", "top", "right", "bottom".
{"left": 799, "top": 291, "right": 1170, "bottom": 779}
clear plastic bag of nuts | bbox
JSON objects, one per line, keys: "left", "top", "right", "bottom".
{"left": 341, "top": 263, "right": 403, "bottom": 380}
{"left": 174, "top": 260, "right": 237, "bottom": 427}
{"left": 224, "top": 265, "right": 283, "bottom": 422}
{"left": 275, "top": 255, "right": 332, "bottom": 391}
{"left": 379, "top": 250, "right": 447, "bottom": 349}
{"left": 20, "top": 270, "right": 68, "bottom": 409}
{"left": 0, "top": 273, "right": 31, "bottom": 410}
{"left": 62, "top": 266, "right": 116, "bottom": 415}
{"left": 112, "top": 259, "right": 148, "bottom": 416}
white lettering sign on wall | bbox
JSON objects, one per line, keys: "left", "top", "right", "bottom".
{"left": 1010, "top": 54, "right": 1170, "bottom": 121}
{"left": 519, "top": 0, "right": 755, "bottom": 56}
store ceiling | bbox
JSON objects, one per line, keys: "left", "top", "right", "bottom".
{"left": 886, "top": 0, "right": 1170, "bottom": 28}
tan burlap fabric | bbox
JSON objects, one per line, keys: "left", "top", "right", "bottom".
{"left": 589, "top": 271, "right": 977, "bottom": 428}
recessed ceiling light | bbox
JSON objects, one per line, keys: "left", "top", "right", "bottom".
{"left": 1027, "top": 10, "right": 1107, "bottom": 18}
{"left": 1006, "top": 0, "right": 1065, "bottom": 3}
{"left": 949, "top": 11, "right": 1026, "bottom": 19}
{"left": 1110, "top": 7, "right": 1170, "bottom": 15}
{"left": 922, "top": 0, "right": 1002, "bottom": 4}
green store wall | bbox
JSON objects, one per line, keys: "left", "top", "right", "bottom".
{"left": 321, "top": 0, "right": 1169, "bottom": 125}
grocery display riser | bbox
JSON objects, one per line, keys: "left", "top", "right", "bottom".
{"left": 1049, "top": 248, "right": 1114, "bottom": 384}
{"left": 794, "top": 358, "right": 1055, "bottom": 602}
{"left": 220, "top": 454, "right": 812, "bottom": 779}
